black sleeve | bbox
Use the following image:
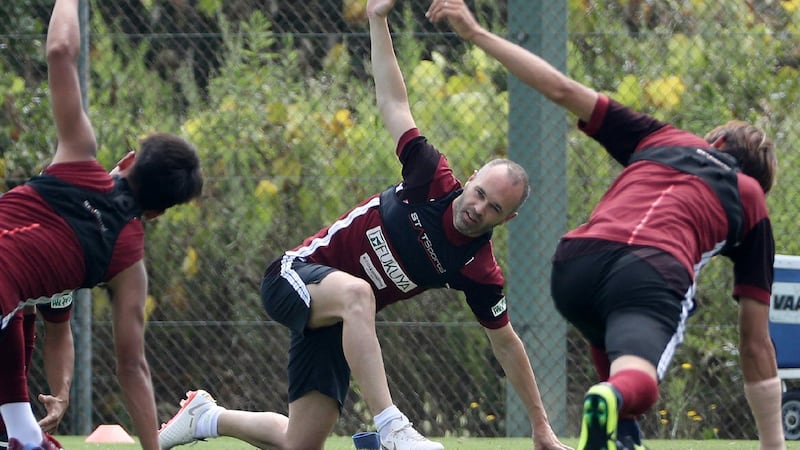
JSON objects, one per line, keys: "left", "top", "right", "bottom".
{"left": 451, "top": 276, "right": 509, "bottom": 328}
{"left": 591, "top": 99, "right": 669, "bottom": 166}
{"left": 728, "top": 217, "right": 775, "bottom": 295}
{"left": 398, "top": 135, "right": 445, "bottom": 203}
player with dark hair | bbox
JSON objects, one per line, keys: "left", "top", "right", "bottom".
{"left": 0, "top": 1, "right": 203, "bottom": 449}
{"left": 157, "top": 0, "right": 569, "bottom": 449}
{"left": 427, "top": 1, "right": 782, "bottom": 449}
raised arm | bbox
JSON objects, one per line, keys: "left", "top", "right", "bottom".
{"left": 426, "top": 0, "right": 598, "bottom": 123}
{"left": 366, "top": 0, "right": 417, "bottom": 146}
{"left": 485, "top": 325, "right": 572, "bottom": 450}
{"left": 46, "top": 0, "right": 97, "bottom": 164}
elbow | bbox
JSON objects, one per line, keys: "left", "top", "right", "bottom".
{"left": 376, "top": 101, "right": 394, "bottom": 122}
{"left": 46, "top": 39, "right": 79, "bottom": 65}
{"left": 376, "top": 98, "right": 408, "bottom": 122}
{"left": 544, "top": 79, "right": 581, "bottom": 105}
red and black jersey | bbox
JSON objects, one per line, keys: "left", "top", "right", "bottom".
{"left": 286, "top": 128, "right": 510, "bottom": 329}
{"left": 0, "top": 161, "right": 145, "bottom": 322}
{"left": 562, "top": 95, "right": 773, "bottom": 304}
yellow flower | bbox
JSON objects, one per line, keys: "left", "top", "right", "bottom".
{"left": 335, "top": 109, "right": 353, "bottom": 127}
{"left": 329, "top": 109, "right": 354, "bottom": 137}
{"left": 183, "top": 117, "right": 203, "bottom": 141}
{"left": 470, "top": 402, "right": 479, "bottom": 409}
{"left": 660, "top": 418, "right": 669, "bottom": 425}
{"left": 475, "top": 70, "right": 489, "bottom": 84}
{"left": 343, "top": 0, "right": 367, "bottom": 23}
{"left": 486, "top": 415, "right": 496, "bottom": 422}
{"left": 181, "top": 247, "right": 199, "bottom": 277}
{"left": 681, "top": 362, "right": 692, "bottom": 370}
{"left": 255, "top": 179, "right": 279, "bottom": 199}
{"left": 782, "top": 0, "right": 800, "bottom": 13}
{"left": 645, "top": 75, "right": 685, "bottom": 110}
{"left": 144, "top": 294, "right": 156, "bottom": 321}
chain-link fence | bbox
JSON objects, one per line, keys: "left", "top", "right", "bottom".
{"left": 4, "top": 0, "right": 800, "bottom": 442}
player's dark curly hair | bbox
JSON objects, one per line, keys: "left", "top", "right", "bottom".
{"left": 128, "top": 132, "right": 203, "bottom": 211}
{"left": 705, "top": 121, "right": 777, "bottom": 194}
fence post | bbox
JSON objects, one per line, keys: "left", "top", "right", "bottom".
{"left": 506, "top": 0, "right": 569, "bottom": 438}
{"left": 70, "top": 0, "right": 93, "bottom": 435}
{"left": 71, "top": 289, "right": 92, "bottom": 434}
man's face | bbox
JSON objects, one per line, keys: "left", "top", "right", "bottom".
{"left": 452, "top": 165, "right": 521, "bottom": 237}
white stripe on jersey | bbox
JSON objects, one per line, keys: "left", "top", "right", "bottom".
{"left": 628, "top": 185, "right": 674, "bottom": 245}
{"left": 281, "top": 196, "right": 382, "bottom": 306}
{"left": 287, "top": 197, "right": 381, "bottom": 259}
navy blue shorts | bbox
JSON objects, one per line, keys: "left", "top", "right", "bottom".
{"left": 261, "top": 255, "right": 350, "bottom": 406}
{"left": 550, "top": 240, "right": 693, "bottom": 379}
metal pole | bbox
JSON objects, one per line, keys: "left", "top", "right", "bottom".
{"left": 70, "top": 0, "right": 93, "bottom": 435}
{"left": 71, "top": 289, "right": 92, "bottom": 435}
{"left": 506, "top": 0, "right": 569, "bottom": 438}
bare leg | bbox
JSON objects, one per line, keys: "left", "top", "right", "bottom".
{"left": 306, "top": 272, "right": 393, "bottom": 415}
{"left": 217, "top": 391, "right": 338, "bottom": 450}
{"left": 609, "top": 355, "right": 656, "bottom": 379}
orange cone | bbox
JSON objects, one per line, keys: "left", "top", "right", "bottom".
{"left": 85, "top": 424, "right": 136, "bottom": 443}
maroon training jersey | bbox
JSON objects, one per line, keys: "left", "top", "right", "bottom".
{"left": 286, "top": 128, "right": 510, "bottom": 329}
{"left": 563, "top": 95, "right": 774, "bottom": 304}
{"left": 0, "top": 161, "right": 145, "bottom": 321}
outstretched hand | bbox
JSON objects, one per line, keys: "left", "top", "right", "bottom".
{"left": 533, "top": 428, "right": 574, "bottom": 450}
{"left": 425, "top": 0, "right": 483, "bottom": 41}
{"left": 366, "top": 0, "right": 397, "bottom": 19}
{"left": 37, "top": 393, "right": 68, "bottom": 434}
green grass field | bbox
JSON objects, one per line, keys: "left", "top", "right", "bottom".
{"left": 52, "top": 435, "right": 800, "bottom": 449}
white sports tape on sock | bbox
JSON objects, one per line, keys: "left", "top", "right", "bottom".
{"left": 743, "top": 376, "right": 785, "bottom": 450}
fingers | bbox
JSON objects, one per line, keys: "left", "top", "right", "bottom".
{"left": 426, "top": 0, "right": 478, "bottom": 40}
{"left": 425, "top": 0, "right": 448, "bottom": 21}
{"left": 39, "top": 416, "right": 58, "bottom": 434}
{"left": 37, "top": 394, "right": 67, "bottom": 433}
{"left": 38, "top": 407, "right": 60, "bottom": 434}
{"left": 426, "top": 0, "right": 461, "bottom": 24}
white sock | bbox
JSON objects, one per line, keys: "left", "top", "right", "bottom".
{"left": 194, "top": 406, "right": 224, "bottom": 438}
{"left": 374, "top": 405, "right": 403, "bottom": 440}
{"left": 744, "top": 377, "right": 785, "bottom": 448}
{"left": 1, "top": 402, "right": 43, "bottom": 445}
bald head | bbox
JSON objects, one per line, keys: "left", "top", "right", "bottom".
{"left": 476, "top": 158, "right": 530, "bottom": 212}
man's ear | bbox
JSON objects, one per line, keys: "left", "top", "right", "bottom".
{"left": 110, "top": 151, "right": 136, "bottom": 176}
{"left": 502, "top": 211, "right": 519, "bottom": 225}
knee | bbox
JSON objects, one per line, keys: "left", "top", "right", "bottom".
{"left": 609, "top": 369, "right": 659, "bottom": 416}
{"left": 340, "top": 278, "right": 376, "bottom": 319}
